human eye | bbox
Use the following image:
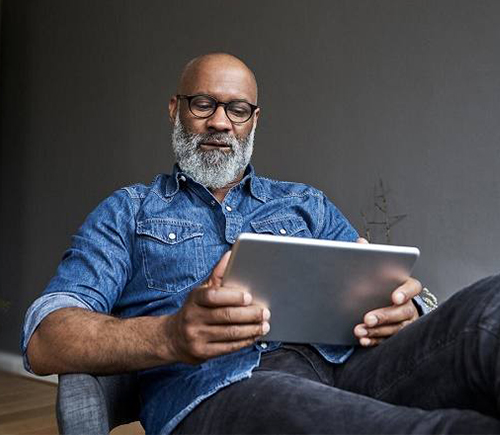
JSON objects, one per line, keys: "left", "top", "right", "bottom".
{"left": 228, "top": 102, "right": 251, "bottom": 118}
{"left": 191, "top": 96, "right": 215, "bottom": 112}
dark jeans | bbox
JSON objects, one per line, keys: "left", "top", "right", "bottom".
{"left": 173, "top": 274, "right": 500, "bottom": 434}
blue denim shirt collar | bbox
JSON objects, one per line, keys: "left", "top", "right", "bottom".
{"left": 165, "top": 163, "right": 267, "bottom": 203}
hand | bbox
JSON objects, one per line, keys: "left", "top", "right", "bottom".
{"left": 353, "top": 237, "right": 422, "bottom": 347}
{"left": 165, "top": 251, "right": 271, "bottom": 364}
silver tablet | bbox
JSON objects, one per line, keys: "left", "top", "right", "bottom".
{"left": 222, "top": 233, "right": 420, "bottom": 345}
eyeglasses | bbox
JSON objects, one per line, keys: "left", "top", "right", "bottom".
{"left": 177, "top": 94, "right": 258, "bottom": 124}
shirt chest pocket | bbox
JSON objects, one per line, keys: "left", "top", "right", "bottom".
{"left": 250, "top": 215, "right": 312, "bottom": 238}
{"left": 136, "top": 219, "right": 206, "bottom": 293}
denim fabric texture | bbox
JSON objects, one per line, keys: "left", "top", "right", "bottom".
{"left": 22, "top": 164, "right": 429, "bottom": 434}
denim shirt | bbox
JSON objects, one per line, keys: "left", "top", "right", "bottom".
{"left": 22, "top": 164, "right": 429, "bottom": 434}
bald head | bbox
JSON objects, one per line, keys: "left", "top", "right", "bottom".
{"left": 177, "top": 53, "right": 258, "bottom": 103}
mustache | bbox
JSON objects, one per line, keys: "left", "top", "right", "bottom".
{"left": 195, "top": 132, "right": 239, "bottom": 149}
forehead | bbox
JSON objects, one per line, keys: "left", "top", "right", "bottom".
{"left": 180, "top": 61, "right": 257, "bottom": 103}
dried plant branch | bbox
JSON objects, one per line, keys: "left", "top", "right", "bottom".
{"left": 360, "top": 178, "right": 407, "bottom": 244}
{"left": 375, "top": 203, "right": 386, "bottom": 214}
{"left": 388, "top": 214, "right": 407, "bottom": 228}
{"left": 360, "top": 210, "right": 372, "bottom": 242}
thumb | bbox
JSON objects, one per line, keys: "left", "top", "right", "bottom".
{"left": 207, "top": 250, "right": 232, "bottom": 287}
{"left": 357, "top": 237, "right": 369, "bottom": 244}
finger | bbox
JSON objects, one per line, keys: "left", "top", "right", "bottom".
{"left": 208, "top": 306, "right": 270, "bottom": 325}
{"left": 204, "top": 338, "right": 260, "bottom": 358}
{"left": 363, "top": 321, "right": 412, "bottom": 338}
{"left": 207, "top": 251, "right": 232, "bottom": 287}
{"left": 205, "top": 322, "right": 270, "bottom": 342}
{"left": 356, "top": 237, "right": 369, "bottom": 244}
{"left": 364, "top": 301, "right": 417, "bottom": 327}
{"left": 353, "top": 323, "right": 369, "bottom": 338}
{"left": 194, "top": 286, "right": 252, "bottom": 308}
{"left": 391, "top": 277, "right": 422, "bottom": 305}
{"left": 359, "top": 337, "right": 383, "bottom": 347}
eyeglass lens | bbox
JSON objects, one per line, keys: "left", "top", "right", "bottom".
{"left": 189, "top": 95, "right": 253, "bottom": 123}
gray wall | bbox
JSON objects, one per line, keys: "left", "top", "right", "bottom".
{"left": 1, "top": 0, "right": 499, "bottom": 354}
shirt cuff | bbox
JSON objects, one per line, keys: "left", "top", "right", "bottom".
{"left": 21, "top": 293, "right": 93, "bottom": 374}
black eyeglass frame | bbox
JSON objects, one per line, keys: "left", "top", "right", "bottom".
{"left": 176, "top": 94, "right": 259, "bottom": 124}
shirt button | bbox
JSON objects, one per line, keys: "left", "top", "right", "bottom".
{"left": 225, "top": 205, "right": 232, "bottom": 212}
{"left": 260, "top": 342, "right": 268, "bottom": 349}
{"left": 168, "top": 232, "right": 176, "bottom": 240}
{"left": 210, "top": 200, "right": 216, "bottom": 206}
{"left": 279, "top": 228, "right": 287, "bottom": 235}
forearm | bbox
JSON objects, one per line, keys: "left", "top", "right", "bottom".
{"left": 27, "top": 307, "right": 175, "bottom": 375}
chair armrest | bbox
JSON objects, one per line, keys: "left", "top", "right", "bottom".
{"left": 56, "top": 373, "right": 140, "bottom": 435}
{"left": 57, "top": 373, "right": 110, "bottom": 435}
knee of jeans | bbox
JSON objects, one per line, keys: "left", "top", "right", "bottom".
{"left": 449, "top": 274, "right": 500, "bottom": 329}
{"left": 437, "top": 275, "right": 500, "bottom": 329}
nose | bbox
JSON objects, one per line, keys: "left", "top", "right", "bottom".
{"left": 206, "top": 105, "right": 232, "bottom": 132}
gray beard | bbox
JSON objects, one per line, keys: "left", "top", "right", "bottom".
{"left": 171, "top": 113, "right": 255, "bottom": 189}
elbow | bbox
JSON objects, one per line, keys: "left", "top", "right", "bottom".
{"left": 26, "top": 330, "right": 53, "bottom": 376}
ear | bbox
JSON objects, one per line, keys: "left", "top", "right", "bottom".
{"left": 253, "top": 107, "right": 261, "bottom": 126}
{"left": 168, "top": 95, "right": 179, "bottom": 124}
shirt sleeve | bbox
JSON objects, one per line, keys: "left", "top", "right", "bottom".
{"left": 21, "top": 188, "right": 136, "bottom": 372}
{"left": 315, "top": 193, "right": 359, "bottom": 242}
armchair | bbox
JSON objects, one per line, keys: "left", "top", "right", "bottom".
{"left": 56, "top": 372, "right": 141, "bottom": 435}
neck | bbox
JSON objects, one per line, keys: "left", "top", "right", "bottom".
{"left": 209, "top": 170, "right": 245, "bottom": 203}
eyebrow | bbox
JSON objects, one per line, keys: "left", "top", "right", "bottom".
{"left": 191, "top": 92, "right": 254, "bottom": 104}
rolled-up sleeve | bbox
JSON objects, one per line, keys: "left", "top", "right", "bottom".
{"left": 21, "top": 188, "right": 136, "bottom": 372}
{"left": 21, "top": 293, "right": 93, "bottom": 372}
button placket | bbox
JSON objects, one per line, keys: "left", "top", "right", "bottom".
{"left": 224, "top": 210, "right": 243, "bottom": 244}
{"left": 223, "top": 189, "right": 243, "bottom": 244}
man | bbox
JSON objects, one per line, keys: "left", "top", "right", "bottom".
{"left": 23, "top": 53, "right": 500, "bottom": 434}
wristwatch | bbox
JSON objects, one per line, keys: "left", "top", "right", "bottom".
{"left": 421, "top": 287, "right": 439, "bottom": 311}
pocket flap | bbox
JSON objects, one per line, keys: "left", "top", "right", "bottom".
{"left": 137, "top": 219, "right": 203, "bottom": 244}
{"left": 250, "top": 215, "right": 308, "bottom": 237}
